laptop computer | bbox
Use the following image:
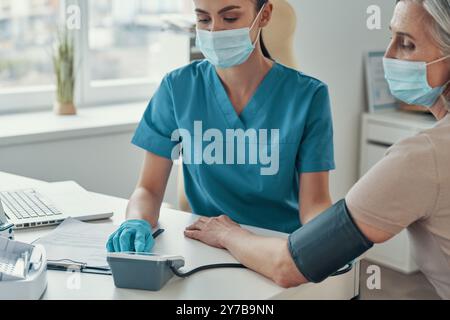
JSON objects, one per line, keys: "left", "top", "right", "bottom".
{"left": 0, "top": 181, "right": 114, "bottom": 229}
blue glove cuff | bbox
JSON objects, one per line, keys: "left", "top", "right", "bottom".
{"left": 123, "top": 219, "right": 152, "bottom": 229}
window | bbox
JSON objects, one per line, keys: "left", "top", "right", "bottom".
{"left": 0, "top": 0, "right": 194, "bottom": 112}
{"left": 84, "top": 0, "right": 192, "bottom": 105}
{"left": 89, "top": 0, "right": 189, "bottom": 82}
{"left": 0, "top": 0, "right": 59, "bottom": 91}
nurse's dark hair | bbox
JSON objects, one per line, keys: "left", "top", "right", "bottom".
{"left": 255, "top": 0, "right": 272, "bottom": 59}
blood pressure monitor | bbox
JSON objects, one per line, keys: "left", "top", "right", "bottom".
{"left": 107, "top": 252, "right": 185, "bottom": 291}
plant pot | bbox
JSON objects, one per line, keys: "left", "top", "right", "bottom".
{"left": 54, "top": 101, "right": 77, "bottom": 115}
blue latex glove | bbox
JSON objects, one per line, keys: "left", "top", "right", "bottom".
{"left": 106, "top": 220, "right": 154, "bottom": 253}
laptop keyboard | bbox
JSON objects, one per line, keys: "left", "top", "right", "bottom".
{"left": 0, "top": 189, "right": 62, "bottom": 220}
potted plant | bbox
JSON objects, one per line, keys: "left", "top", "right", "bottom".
{"left": 52, "top": 29, "right": 76, "bottom": 115}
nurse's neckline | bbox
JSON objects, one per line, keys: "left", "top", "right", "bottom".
{"left": 209, "top": 60, "right": 280, "bottom": 118}
{"left": 213, "top": 59, "right": 278, "bottom": 86}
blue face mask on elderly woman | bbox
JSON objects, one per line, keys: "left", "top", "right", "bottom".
{"left": 195, "top": 5, "right": 266, "bottom": 69}
{"left": 383, "top": 55, "right": 450, "bottom": 108}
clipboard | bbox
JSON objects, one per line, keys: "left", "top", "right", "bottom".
{"left": 38, "top": 221, "right": 164, "bottom": 275}
{"left": 46, "top": 260, "right": 112, "bottom": 275}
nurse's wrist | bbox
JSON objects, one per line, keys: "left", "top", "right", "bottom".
{"left": 126, "top": 212, "right": 158, "bottom": 229}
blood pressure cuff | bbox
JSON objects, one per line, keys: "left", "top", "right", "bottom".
{"left": 288, "top": 199, "right": 374, "bottom": 283}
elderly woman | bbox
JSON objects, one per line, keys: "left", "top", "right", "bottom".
{"left": 184, "top": 0, "right": 450, "bottom": 299}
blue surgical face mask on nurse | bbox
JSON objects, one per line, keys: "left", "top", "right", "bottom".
{"left": 195, "top": 5, "right": 266, "bottom": 69}
{"left": 383, "top": 55, "right": 450, "bottom": 108}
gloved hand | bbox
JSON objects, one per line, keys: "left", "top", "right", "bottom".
{"left": 106, "top": 219, "right": 154, "bottom": 253}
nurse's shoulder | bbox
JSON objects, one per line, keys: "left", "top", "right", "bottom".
{"left": 163, "top": 60, "right": 210, "bottom": 88}
{"left": 276, "top": 62, "right": 329, "bottom": 97}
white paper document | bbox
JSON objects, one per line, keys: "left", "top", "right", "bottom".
{"left": 35, "top": 218, "right": 117, "bottom": 268}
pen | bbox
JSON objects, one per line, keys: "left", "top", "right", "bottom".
{"left": 152, "top": 228, "right": 165, "bottom": 239}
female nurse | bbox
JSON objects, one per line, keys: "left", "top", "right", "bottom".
{"left": 107, "top": 0, "right": 335, "bottom": 253}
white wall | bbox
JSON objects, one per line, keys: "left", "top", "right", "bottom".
{"left": 288, "top": 0, "right": 395, "bottom": 198}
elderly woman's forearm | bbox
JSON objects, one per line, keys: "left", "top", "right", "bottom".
{"left": 221, "top": 228, "right": 307, "bottom": 287}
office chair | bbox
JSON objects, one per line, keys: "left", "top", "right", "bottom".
{"left": 177, "top": 0, "right": 299, "bottom": 212}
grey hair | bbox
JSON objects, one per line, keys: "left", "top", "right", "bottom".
{"left": 402, "top": 0, "right": 450, "bottom": 107}
{"left": 399, "top": 0, "right": 450, "bottom": 55}
{"left": 422, "top": 0, "right": 450, "bottom": 56}
{"left": 419, "top": 0, "right": 450, "bottom": 108}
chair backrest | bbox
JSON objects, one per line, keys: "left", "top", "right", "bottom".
{"left": 177, "top": 0, "right": 298, "bottom": 212}
{"left": 262, "top": 0, "right": 298, "bottom": 69}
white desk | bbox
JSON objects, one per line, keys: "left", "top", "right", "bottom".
{"left": 0, "top": 171, "right": 359, "bottom": 300}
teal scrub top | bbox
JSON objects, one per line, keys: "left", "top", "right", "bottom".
{"left": 132, "top": 60, "right": 335, "bottom": 233}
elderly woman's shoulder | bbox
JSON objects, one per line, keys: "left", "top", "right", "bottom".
{"left": 385, "top": 133, "right": 436, "bottom": 165}
{"left": 384, "top": 121, "right": 450, "bottom": 182}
